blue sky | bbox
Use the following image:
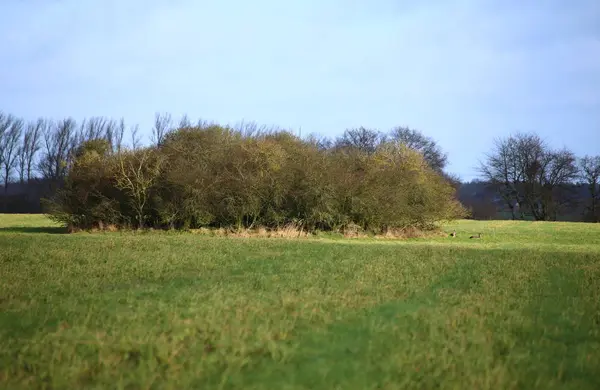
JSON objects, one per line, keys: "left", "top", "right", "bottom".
{"left": 1, "top": 0, "right": 599, "bottom": 180}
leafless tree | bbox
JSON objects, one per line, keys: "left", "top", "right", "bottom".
{"left": 115, "top": 148, "right": 165, "bottom": 229}
{"left": 78, "top": 116, "right": 107, "bottom": 143}
{"left": 0, "top": 112, "right": 8, "bottom": 168}
{"left": 77, "top": 116, "right": 125, "bottom": 151}
{"left": 480, "top": 136, "right": 527, "bottom": 219}
{"left": 151, "top": 112, "right": 173, "bottom": 146}
{"left": 129, "top": 124, "right": 141, "bottom": 150}
{"left": 113, "top": 118, "right": 126, "bottom": 154}
{"left": 178, "top": 114, "right": 191, "bottom": 129}
{"left": 478, "top": 132, "right": 578, "bottom": 221}
{"left": 16, "top": 118, "right": 44, "bottom": 183}
{"left": 102, "top": 118, "right": 117, "bottom": 151}
{"left": 335, "top": 127, "right": 384, "bottom": 155}
{"left": 389, "top": 126, "right": 448, "bottom": 172}
{"left": 579, "top": 155, "right": 600, "bottom": 221}
{"left": 0, "top": 114, "right": 24, "bottom": 198}
{"left": 39, "top": 118, "right": 77, "bottom": 181}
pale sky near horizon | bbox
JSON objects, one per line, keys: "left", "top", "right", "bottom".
{"left": 1, "top": 0, "right": 599, "bottom": 180}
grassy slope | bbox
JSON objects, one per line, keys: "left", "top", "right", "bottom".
{"left": 1, "top": 215, "right": 599, "bottom": 389}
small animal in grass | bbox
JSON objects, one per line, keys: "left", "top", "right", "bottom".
{"left": 469, "top": 233, "right": 482, "bottom": 239}
{"left": 450, "top": 230, "right": 456, "bottom": 237}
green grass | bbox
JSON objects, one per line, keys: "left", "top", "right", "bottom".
{"left": 1, "top": 214, "right": 599, "bottom": 389}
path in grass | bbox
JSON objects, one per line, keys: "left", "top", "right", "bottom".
{"left": 1, "top": 215, "right": 599, "bottom": 389}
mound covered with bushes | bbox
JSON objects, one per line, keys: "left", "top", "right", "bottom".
{"left": 45, "top": 124, "right": 466, "bottom": 233}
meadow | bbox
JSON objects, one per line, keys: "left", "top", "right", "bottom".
{"left": 1, "top": 214, "right": 599, "bottom": 389}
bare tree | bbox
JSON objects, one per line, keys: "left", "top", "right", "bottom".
{"left": 78, "top": 117, "right": 107, "bottom": 143}
{"left": 115, "top": 148, "right": 165, "bottom": 229}
{"left": 478, "top": 132, "right": 578, "bottom": 221}
{"left": 114, "top": 118, "right": 126, "bottom": 154}
{"left": 579, "top": 155, "right": 600, "bottom": 222}
{"left": 77, "top": 116, "right": 124, "bottom": 150}
{"left": 335, "top": 127, "right": 384, "bottom": 155}
{"left": 129, "top": 124, "right": 141, "bottom": 150}
{"left": 39, "top": 118, "right": 77, "bottom": 181}
{"left": 530, "top": 147, "right": 579, "bottom": 220}
{"left": 102, "top": 118, "right": 117, "bottom": 151}
{"left": 389, "top": 126, "right": 448, "bottom": 172}
{"left": 306, "top": 133, "right": 333, "bottom": 151}
{"left": 0, "top": 114, "right": 24, "bottom": 199}
{"left": 16, "top": 118, "right": 44, "bottom": 183}
{"left": 0, "top": 112, "right": 9, "bottom": 169}
{"left": 479, "top": 135, "right": 527, "bottom": 219}
{"left": 151, "top": 112, "right": 173, "bottom": 146}
{"left": 196, "top": 118, "right": 213, "bottom": 129}
{"left": 178, "top": 114, "right": 191, "bottom": 129}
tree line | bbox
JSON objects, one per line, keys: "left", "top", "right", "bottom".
{"left": 0, "top": 111, "right": 465, "bottom": 232}
{"left": 1, "top": 110, "right": 598, "bottom": 227}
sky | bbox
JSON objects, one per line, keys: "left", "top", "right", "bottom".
{"left": 1, "top": 0, "right": 599, "bottom": 180}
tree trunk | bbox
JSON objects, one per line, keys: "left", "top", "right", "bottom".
{"left": 508, "top": 204, "right": 516, "bottom": 220}
{"left": 137, "top": 209, "right": 144, "bottom": 230}
{"left": 3, "top": 177, "right": 8, "bottom": 213}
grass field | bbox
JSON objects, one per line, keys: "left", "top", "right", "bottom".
{"left": 1, "top": 214, "right": 599, "bottom": 389}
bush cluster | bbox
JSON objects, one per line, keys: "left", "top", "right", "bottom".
{"left": 45, "top": 124, "right": 466, "bottom": 232}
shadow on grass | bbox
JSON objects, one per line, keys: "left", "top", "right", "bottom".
{"left": 0, "top": 226, "right": 68, "bottom": 234}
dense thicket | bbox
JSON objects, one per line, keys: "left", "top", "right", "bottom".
{"left": 43, "top": 123, "right": 466, "bottom": 232}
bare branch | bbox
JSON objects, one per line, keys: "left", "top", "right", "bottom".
{"left": 16, "top": 118, "right": 44, "bottom": 183}
{"left": 1, "top": 114, "right": 24, "bottom": 196}
{"left": 335, "top": 127, "right": 384, "bottom": 155}
{"left": 115, "top": 148, "right": 165, "bottom": 228}
{"left": 39, "top": 118, "right": 77, "bottom": 181}
{"left": 151, "top": 112, "right": 173, "bottom": 146}
{"left": 114, "top": 118, "right": 126, "bottom": 154}
{"left": 389, "top": 126, "right": 448, "bottom": 172}
{"left": 178, "top": 114, "right": 191, "bottom": 129}
{"left": 129, "top": 124, "right": 141, "bottom": 150}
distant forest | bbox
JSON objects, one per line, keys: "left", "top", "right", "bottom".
{"left": 1, "top": 111, "right": 598, "bottom": 228}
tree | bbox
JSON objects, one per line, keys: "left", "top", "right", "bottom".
{"left": 76, "top": 116, "right": 128, "bottom": 154}
{"left": 39, "top": 118, "right": 77, "bottom": 181}
{"left": 114, "top": 147, "right": 165, "bottom": 229}
{"left": 0, "top": 114, "right": 24, "bottom": 196}
{"left": 335, "top": 127, "right": 384, "bottom": 155}
{"left": 0, "top": 112, "right": 9, "bottom": 171}
{"left": 151, "top": 112, "right": 173, "bottom": 146}
{"left": 478, "top": 132, "right": 579, "bottom": 221}
{"left": 16, "top": 118, "right": 44, "bottom": 183}
{"left": 114, "top": 118, "right": 126, "bottom": 154}
{"left": 77, "top": 116, "right": 109, "bottom": 144}
{"left": 579, "top": 155, "right": 600, "bottom": 222}
{"left": 389, "top": 126, "right": 448, "bottom": 172}
{"left": 129, "top": 124, "right": 141, "bottom": 150}
{"left": 44, "top": 138, "right": 120, "bottom": 230}
{"left": 178, "top": 114, "right": 192, "bottom": 129}
{"left": 477, "top": 136, "right": 522, "bottom": 219}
